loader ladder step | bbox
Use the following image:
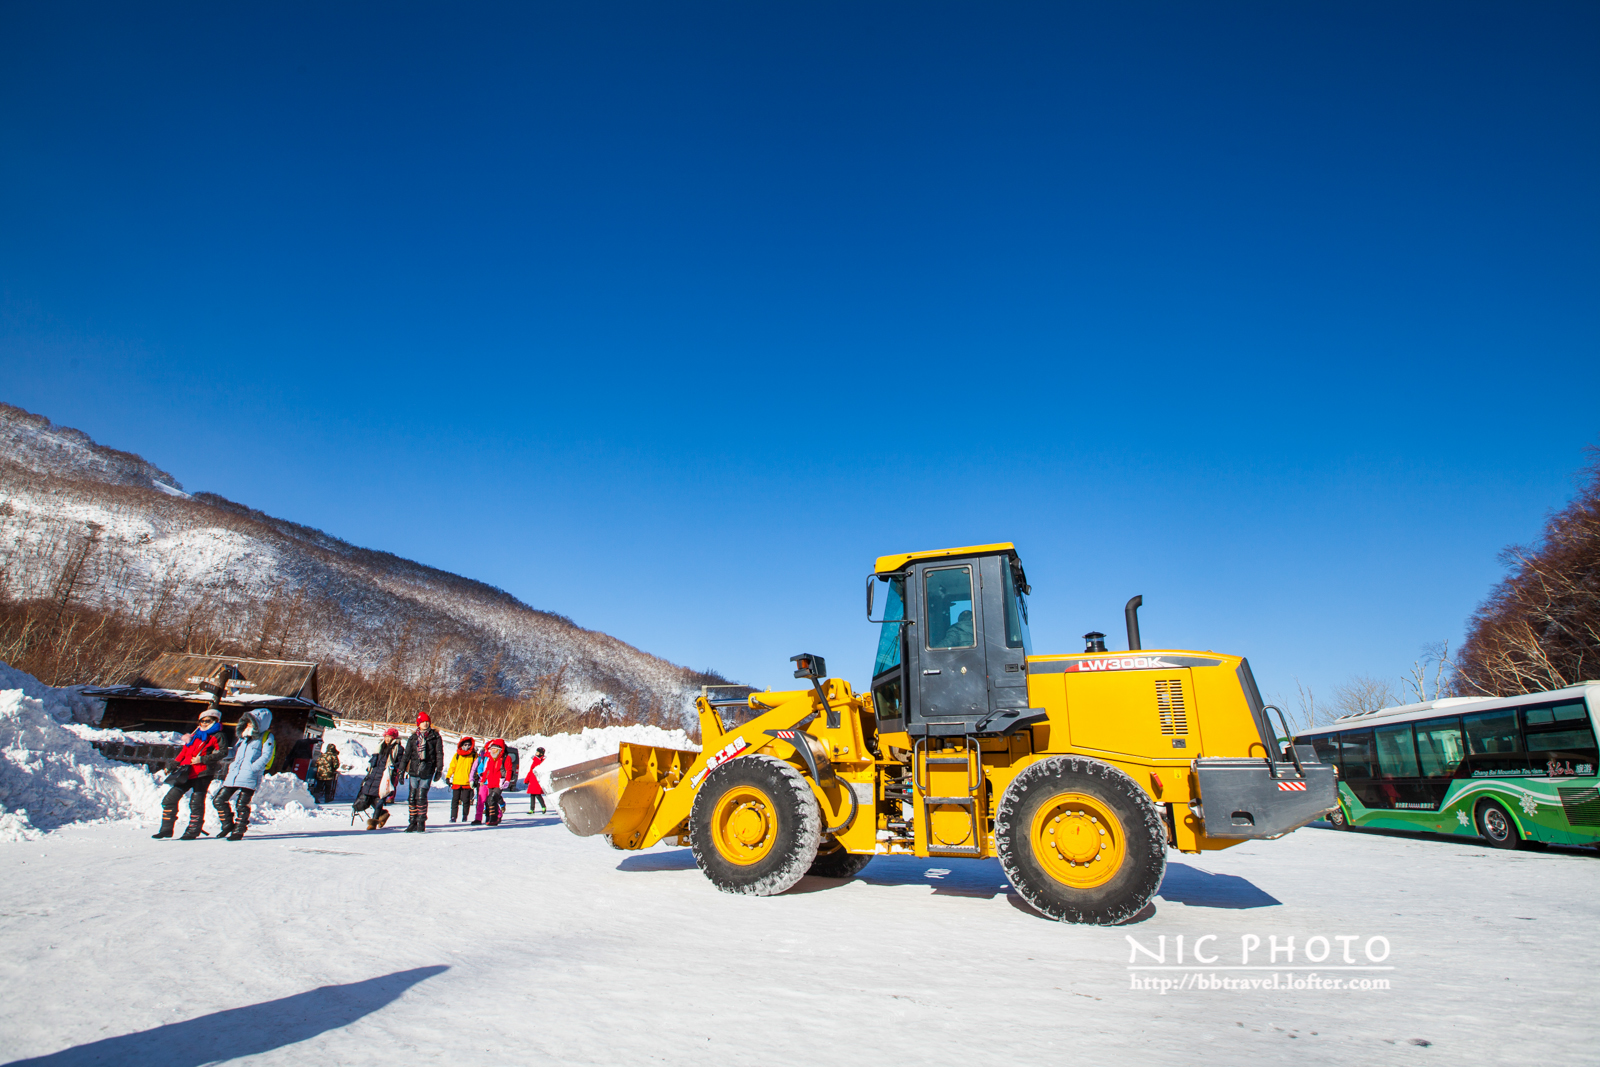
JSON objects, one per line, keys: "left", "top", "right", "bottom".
{"left": 914, "top": 736, "right": 988, "bottom": 858}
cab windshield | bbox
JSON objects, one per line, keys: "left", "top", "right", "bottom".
{"left": 872, "top": 578, "right": 905, "bottom": 678}
{"left": 1002, "top": 563, "right": 1032, "bottom": 653}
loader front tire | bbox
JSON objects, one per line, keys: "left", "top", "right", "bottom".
{"left": 690, "top": 755, "right": 821, "bottom": 896}
{"left": 997, "top": 756, "right": 1167, "bottom": 925}
{"left": 807, "top": 838, "right": 873, "bottom": 879}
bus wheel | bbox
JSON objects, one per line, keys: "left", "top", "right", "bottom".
{"left": 1327, "top": 804, "right": 1351, "bottom": 830}
{"left": 1476, "top": 799, "right": 1523, "bottom": 850}
{"left": 996, "top": 756, "right": 1166, "bottom": 925}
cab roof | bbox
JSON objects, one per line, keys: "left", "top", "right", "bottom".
{"left": 874, "top": 542, "right": 1017, "bottom": 576}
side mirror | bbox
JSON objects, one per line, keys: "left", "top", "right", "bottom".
{"left": 865, "top": 575, "right": 875, "bottom": 619}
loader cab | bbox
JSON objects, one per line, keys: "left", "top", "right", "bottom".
{"left": 869, "top": 543, "right": 1033, "bottom": 737}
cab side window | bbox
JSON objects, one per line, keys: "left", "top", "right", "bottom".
{"left": 925, "top": 567, "right": 976, "bottom": 649}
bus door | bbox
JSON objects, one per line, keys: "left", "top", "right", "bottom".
{"left": 1374, "top": 722, "right": 1435, "bottom": 810}
{"left": 1414, "top": 717, "right": 1466, "bottom": 809}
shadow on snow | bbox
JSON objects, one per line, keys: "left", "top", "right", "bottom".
{"left": 1155, "top": 862, "right": 1281, "bottom": 909}
{"left": 9, "top": 966, "right": 448, "bottom": 1066}
{"left": 617, "top": 849, "right": 1282, "bottom": 911}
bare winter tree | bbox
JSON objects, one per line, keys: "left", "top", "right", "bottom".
{"left": 1331, "top": 674, "right": 1397, "bottom": 718}
{"left": 1457, "top": 447, "right": 1600, "bottom": 696}
{"left": 1403, "top": 640, "right": 1453, "bottom": 703}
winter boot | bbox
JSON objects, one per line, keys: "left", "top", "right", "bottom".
{"left": 377, "top": 809, "right": 392, "bottom": 829}
{"left": 226, "top": 793, "right": 252, "bottom": 840}
{"left": 366, "top": 816, "right": 378, "bottom": 830}
{"left": 209, "top": 790, "right": 233, "bottom": 838}
{"left": 179, "top": 803, "right": 208, "bottom": 840}
{"left": 151, "top": 810, "right": 177, "bottom": 839}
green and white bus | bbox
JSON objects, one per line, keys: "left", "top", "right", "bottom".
{"left": 1293, "top": 683, "right": 1600, "bottom": 849}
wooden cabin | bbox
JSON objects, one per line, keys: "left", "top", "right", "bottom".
{"left": 85, "top": 654, "right": 337, "bottom": 777}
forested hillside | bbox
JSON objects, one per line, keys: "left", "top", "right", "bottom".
{"left": 0, "top": 402, "right": 725, "bottom": 735}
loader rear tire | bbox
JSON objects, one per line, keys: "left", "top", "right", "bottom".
{"left": 996, "top": 756, "right": 1167, "bottom": 925}
{"left": 690, "top": 755, "right": 821, "bottom": 896}
{"left": 807, "top": 839, "right": 873, "bottom": 879}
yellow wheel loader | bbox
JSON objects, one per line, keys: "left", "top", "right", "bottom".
{"left": 554, "top": 543, "right": 1336, "bottom": 924}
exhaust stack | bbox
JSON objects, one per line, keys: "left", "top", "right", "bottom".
{"left": 1125, "top": 595, "right": 1143, "bottom": 651}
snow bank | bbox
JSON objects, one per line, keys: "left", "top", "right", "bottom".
{"left": 0, "top": 661, "right": 335, "bottom": 839}
{"left": 507, "top": 724, "right": 698, "bottom": 793}
{"left": 0, "top": 683, "right": 162, "bottom": 842}
{"left": 0, "top": 661, "right": 104, "bottom": 725}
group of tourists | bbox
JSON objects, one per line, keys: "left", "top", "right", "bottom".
{"left": 152, "top": 707, "right": 550, "bottom": 840}
{"left": 350, "top": 712, "right": 548, "bottom": 832}
{"left": 151, "top": 703, "right": 279, "bottom": 841}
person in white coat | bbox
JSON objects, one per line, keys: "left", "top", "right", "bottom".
{"left": 212, "top": 708, "right": 276, "bottom": 841}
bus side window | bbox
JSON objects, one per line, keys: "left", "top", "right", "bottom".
{"left": 1338, "top": 730, "right": 1375, "bottom": 779}
{"left": 1463, "top": 709, "right": 1520, "bottom": 756}
{"left": 1521, "top": 702, "right": 1598, "bottom": 772}
{"left": 1309, "top": 734, "right": 1338, "bottom": 768}
{"left": 1375, "top": 723, "right": 1418, "bottom": 778}
{"left": 1415, "top": 717, "right": 1465, "bottom": 777}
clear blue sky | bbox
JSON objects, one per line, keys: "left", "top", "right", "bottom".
{"left": 2, "top": 2, "right": 1596, "bottom": 714}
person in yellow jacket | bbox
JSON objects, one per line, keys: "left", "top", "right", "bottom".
{"left": 444, "top": 736, "right": 477, "bottom": 823}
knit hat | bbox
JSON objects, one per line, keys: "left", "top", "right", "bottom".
{"left": 383, "top": 727, "right": 399, "bottom": 739}
{"left": 416, "top": 712, "right": 431, "bottom": 723}
{"left": 536, "top": 747, "right": 545, "bottom": 756}
{"left": 198, "top": 708, "right": 221, "bottom": 723}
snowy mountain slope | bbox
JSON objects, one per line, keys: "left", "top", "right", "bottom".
{"left": 0, "top": 402, "right": 722, "bottom": 724}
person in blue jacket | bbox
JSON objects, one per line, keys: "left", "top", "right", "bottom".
{"left": 212, "top": 708, "right": 276, "bottom": 841}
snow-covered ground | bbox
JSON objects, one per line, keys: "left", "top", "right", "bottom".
{"left": 0, "top": 804, "right": 1591, "bottom": 1065}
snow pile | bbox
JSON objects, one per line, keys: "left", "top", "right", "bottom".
{"left": 0, "top": 660, "right": 340, "bottom": 839}
{"left": 0, "top": 683, "right": 162, "bottom": 842}
{"left": 250, "top": 773, "right": 318, "bottom": 821}
{"left": 0, "top": 661, "right": 104, "bottom": 725}
{"left": 507, "top": 724, "right": 698, "bottom": 793}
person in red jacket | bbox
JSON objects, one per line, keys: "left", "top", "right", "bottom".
{"left": 524, "top": 746, "right": 547, "bottom": 814}
{"left": 152, "top": 706, "right": 225, "bottom": 839}
{"left": 476, "top": 739, "right": 514, "bottom": 826}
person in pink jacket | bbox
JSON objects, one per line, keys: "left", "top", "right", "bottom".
{"left": 524, "top": 746, "right": 547, "bottom": 814}
{"left": 474, "top": 738, "right": 515, "bottom": 826}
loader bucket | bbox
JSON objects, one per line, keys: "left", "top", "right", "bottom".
{"left": 552, "top": 742, "right": 701, "bottom": 845}
{"left": 551, "top": 753, "right": 623, "bottom": 836}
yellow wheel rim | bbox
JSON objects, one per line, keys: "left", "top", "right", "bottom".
{"left": 1031, "top": 791, "right": 1126, "bottom": 889}
{"left": 711, "top": 785, "right": 778, "bottom": 865}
